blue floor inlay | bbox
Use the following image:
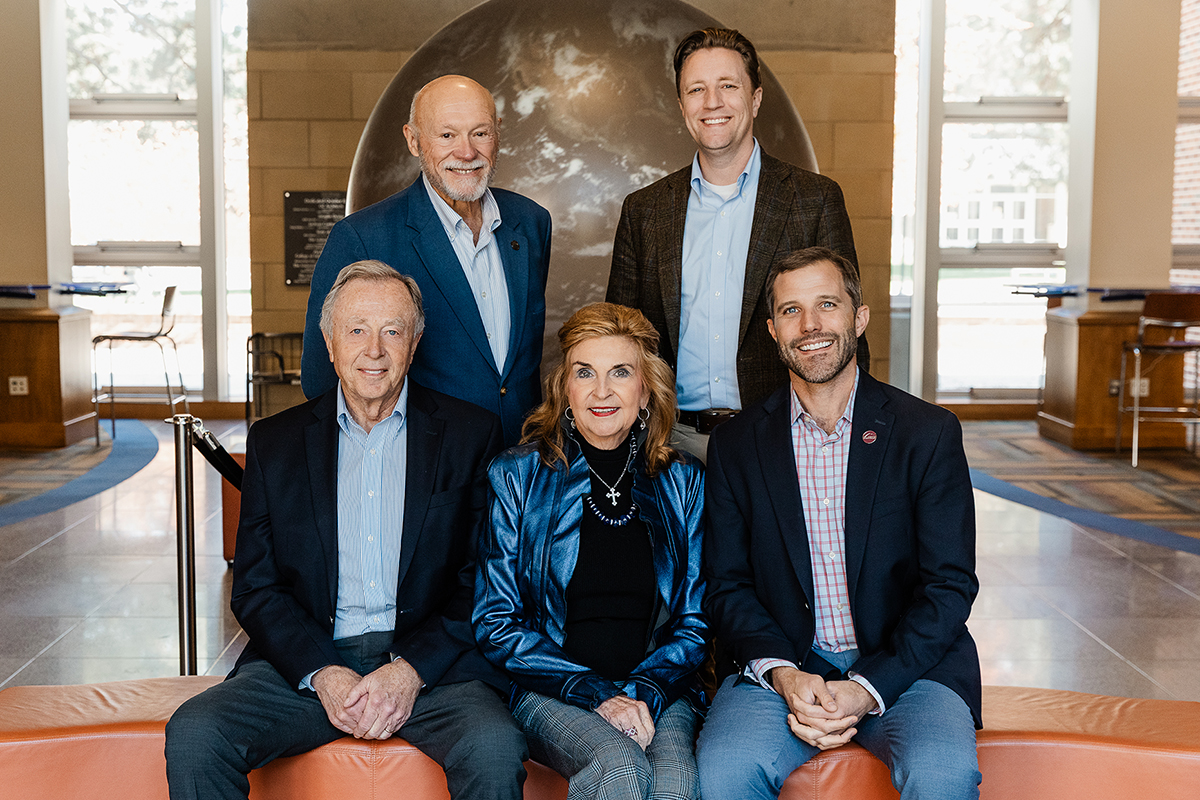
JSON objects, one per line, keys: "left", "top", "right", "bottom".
{"left": 0, "top": 420, "right": 159, "bottom": 527}
{"left": 970, "top": 467, "right": 1200, "bottom": 557}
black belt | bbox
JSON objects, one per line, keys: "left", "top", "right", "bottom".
{"left": 678, "top": 408, "right": 737, "bottom": 434}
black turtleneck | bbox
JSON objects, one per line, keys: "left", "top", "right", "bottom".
{"left": 562, "top": 431, "right": 656, "bottom": 681}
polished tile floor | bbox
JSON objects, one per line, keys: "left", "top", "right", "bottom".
{"left": 2, "top": 420, "right": 1199, "bottom": 702}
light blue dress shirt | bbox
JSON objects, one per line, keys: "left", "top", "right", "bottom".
{"left": 677, "top": 141, "right": 762, "bottom": 411}
{"left": 422, "top": 174, "right": 511, "bottom": 372}
{"left": 332, "top": 380, "right": 408, "bottom": 641}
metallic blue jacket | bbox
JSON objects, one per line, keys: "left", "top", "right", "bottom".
{"left": 473, "top": 437, "right": 708, "bottom": 720}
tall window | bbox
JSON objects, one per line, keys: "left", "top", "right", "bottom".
{"left": 1175, "top": 0, "right": 1200, "bottom": 286}
{"left": 65, "top": 0, "right": 249, "bottom": 399}
{"left": 894, "top": 0, "right": 1070, "bottom": 398}
{"left": 1174, "top": 0, "right": 1200, "bottom": 388}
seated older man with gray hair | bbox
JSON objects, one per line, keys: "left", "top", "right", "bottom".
{"left": 166, "top": 260, "right": 527, "bottom": 800}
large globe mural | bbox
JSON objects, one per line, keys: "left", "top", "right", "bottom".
{"left": 348, "top": 0, "right": 818, "bottom": 365}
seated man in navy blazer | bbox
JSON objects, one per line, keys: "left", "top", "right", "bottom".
{"left": 166, "top": 261, "right": 527, "bottom": 800}
{"left": 301, "top": 74, "right": 552, "bottom": 446}
{"left": 698, "top": 246, "right": 982, "bottom": 799}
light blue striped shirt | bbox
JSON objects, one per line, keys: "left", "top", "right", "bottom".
{"left": 422, "top": 174, "right": 511, "bottom": 372}
{"left": 332, "top": 381, "right": 408, "bottom": 640}
{"left": 677, "top": 140, "right": 762, "bottom": 411}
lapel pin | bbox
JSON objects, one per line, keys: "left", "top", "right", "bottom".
{"left": 862, "top": 430, "right": 878, "bottom": 444}
{"left": 511, "top": 240, "right": 520, "bottom": 250}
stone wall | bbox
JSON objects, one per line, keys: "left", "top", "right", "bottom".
{"left": 247, "top": 49, "right": 410, "bottom": 333}
{"left": 247, "top": 0, "right": 895, "bottom": 53}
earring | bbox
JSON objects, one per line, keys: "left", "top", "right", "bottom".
{"left": 564, "top": 407, "right": 576, "bottom": 429}
{"left": 638, "top": 407, "right": 649, "bottom": 430}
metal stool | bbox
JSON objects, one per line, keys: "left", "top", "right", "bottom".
{"left": 1115, "top": 292, "right": 1200, "bottom": 466}
{"left": 92, "top": 286, "right": 190, "bottom": 440}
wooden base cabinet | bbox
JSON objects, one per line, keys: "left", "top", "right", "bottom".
{"left": 1040, "top": 306, "right": 1187, "bottom": 451}
{"left": 0, "top": 307, "right": 94, "bottom": 448}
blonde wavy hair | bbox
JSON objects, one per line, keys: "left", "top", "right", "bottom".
{"left": 521, "top": 303, "right": 681, "bottom": 475}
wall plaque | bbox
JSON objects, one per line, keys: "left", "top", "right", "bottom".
{"left": 284, "top": 191, "right": 346, "bottom": 286}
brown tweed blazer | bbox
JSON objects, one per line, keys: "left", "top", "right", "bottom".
{"left": 606, "top": 151, "right": 861, "bottom": 409}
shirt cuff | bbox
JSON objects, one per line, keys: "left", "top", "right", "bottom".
{"left": 745, "top": 658, "right": 797, "bottom": 692}
{"left": 847, "top": 672, "right": 886, "bottom": 715}
{"left": 299, "top": 668, "right": 321, "bottom": 692}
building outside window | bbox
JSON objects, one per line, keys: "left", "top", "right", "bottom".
{"left": 893, "top": 0, "right": 1069, "bottom": 398}
{"left": 897, "top": 0, "right": 1200, "bottom": 399}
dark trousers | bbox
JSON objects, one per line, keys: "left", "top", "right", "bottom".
{"left": 165, "top": 634, "right": 527, "bottom": 800}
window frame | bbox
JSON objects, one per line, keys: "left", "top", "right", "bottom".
{"left": 911, "top": 0, "right": 1070, "bottom": 400}
{"left": 66, "top": 0, "right": 228, "bottom": 399}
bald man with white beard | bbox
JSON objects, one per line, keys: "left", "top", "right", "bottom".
{"left": 302, "top": 75, "right": 552, "bottom": 446}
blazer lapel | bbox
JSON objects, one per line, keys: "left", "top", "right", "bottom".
{"left": 496, "top": 213, "right": 531, "bottom": 380}
{"left": 396, "top": 384, "right": 440, "bottom": 589}
{"left": 741, "top": 154, "right": 791, "bottom": 347}
{"left": 405, "top": 185, "right": 498, "bottom": 373}
{"left": 657, "top": 168, "right": 690, "bottom": 358}
{"left": 844, "top": 372, "right": 893, "bottom": 598}
{"left": 305, "top": 391, "right": 341, "bottom": 615}
{"left": 754, "top": 388, "right": 817, "bottom": 604}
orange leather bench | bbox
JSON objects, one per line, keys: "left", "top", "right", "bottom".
{"left": 1, "top": 677, "right": 1198, "bottom": 800}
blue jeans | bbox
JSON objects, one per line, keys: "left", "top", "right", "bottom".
{"left": 696, "top": 650, "right": 980, "bottom": 800}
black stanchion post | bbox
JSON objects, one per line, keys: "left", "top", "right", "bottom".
{"left": 172, "top": 414, "right": 198, "bottom": 676}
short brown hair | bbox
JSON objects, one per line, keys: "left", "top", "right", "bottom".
{"left": 766, "top": 247, "right": 863, "bottom": 315}
{"left": 521, "top": 303, "right": 681, "bottom": 475}
{"left": 673, "top": 28, "right": 762, "bottom": 96}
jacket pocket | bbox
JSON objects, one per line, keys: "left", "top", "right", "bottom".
{"left": 870, "top": 494, "right": 910, "bottom": 521}
{"left": 428, "top": 483, "right": 472, "bottom": 509}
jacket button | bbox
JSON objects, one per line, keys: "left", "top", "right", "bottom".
{"left": 500, "top": 387, "right": 507, "bottom": 396}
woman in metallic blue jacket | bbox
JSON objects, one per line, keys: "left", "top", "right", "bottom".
{"left": 474, "top": 303, "right": 708, "bottom": 800}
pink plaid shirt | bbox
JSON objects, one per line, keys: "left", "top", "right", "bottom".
{"left": 746, "top": 372, "right": 884, "bottom": 712}
{"left": 791, "top": 380, "right": 858, "bottom": 652}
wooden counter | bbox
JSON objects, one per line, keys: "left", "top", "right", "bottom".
{"left": 0, "top": 306, "right": 95, "bottom": 447}
{"left": 1039, "top": 305, "right": 1186, "bottom": 451}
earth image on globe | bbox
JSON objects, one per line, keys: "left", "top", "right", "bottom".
{"left": 348, "top": 0, "right": 817, "bottom": 366}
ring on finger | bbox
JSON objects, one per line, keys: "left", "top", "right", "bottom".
{"left": 623, "top": 726, "right": 637, "bottom": 737}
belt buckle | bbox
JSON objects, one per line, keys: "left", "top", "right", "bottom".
{"left": 697, "top": 408, "right": 736, "bottom": 435}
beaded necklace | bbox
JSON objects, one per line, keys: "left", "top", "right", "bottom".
{"left": 582, "top": 434, "right": 638, "bottom": 527}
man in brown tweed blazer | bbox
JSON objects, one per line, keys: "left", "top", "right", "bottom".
{"left": 606, "top": 28, "right": 865, "bottom": 460}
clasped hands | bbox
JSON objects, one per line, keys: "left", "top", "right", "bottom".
{"left": 595, "top": 694, "right": 655, "bottom": 750}
{"left": 769, "top": 665, "right": 877, "bottom": 750}
{"left": 311, "top": 658, "right": 423, "bottom": 740}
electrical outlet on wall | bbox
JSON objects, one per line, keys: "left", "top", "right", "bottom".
{"left": 8, "top": 376, "right": 29, "bottom": 396}
{"left": 1131, "top": 378, "right": 1150, "bottom": 398}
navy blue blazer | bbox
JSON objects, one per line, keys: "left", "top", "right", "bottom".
{"left": 301, "top": 179, "right": 552, "bottom": 446}
{"left": 703, "top": 371, "right": 982, "bottom": 727}
{"left": 230, "top": 381, "right": 508, "bottom": 695}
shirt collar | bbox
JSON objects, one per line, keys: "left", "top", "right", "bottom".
{"left": 790, "top": 368, "right": 860, "bottom": 434}
{"left": 422, "top": 173, "right": 502, "bottom": 237}
{"left": 336, "top": 379, "right": 409, "bottom": 439}
{"left": 689, "top": 138, "right": 762, "bottom": 199}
